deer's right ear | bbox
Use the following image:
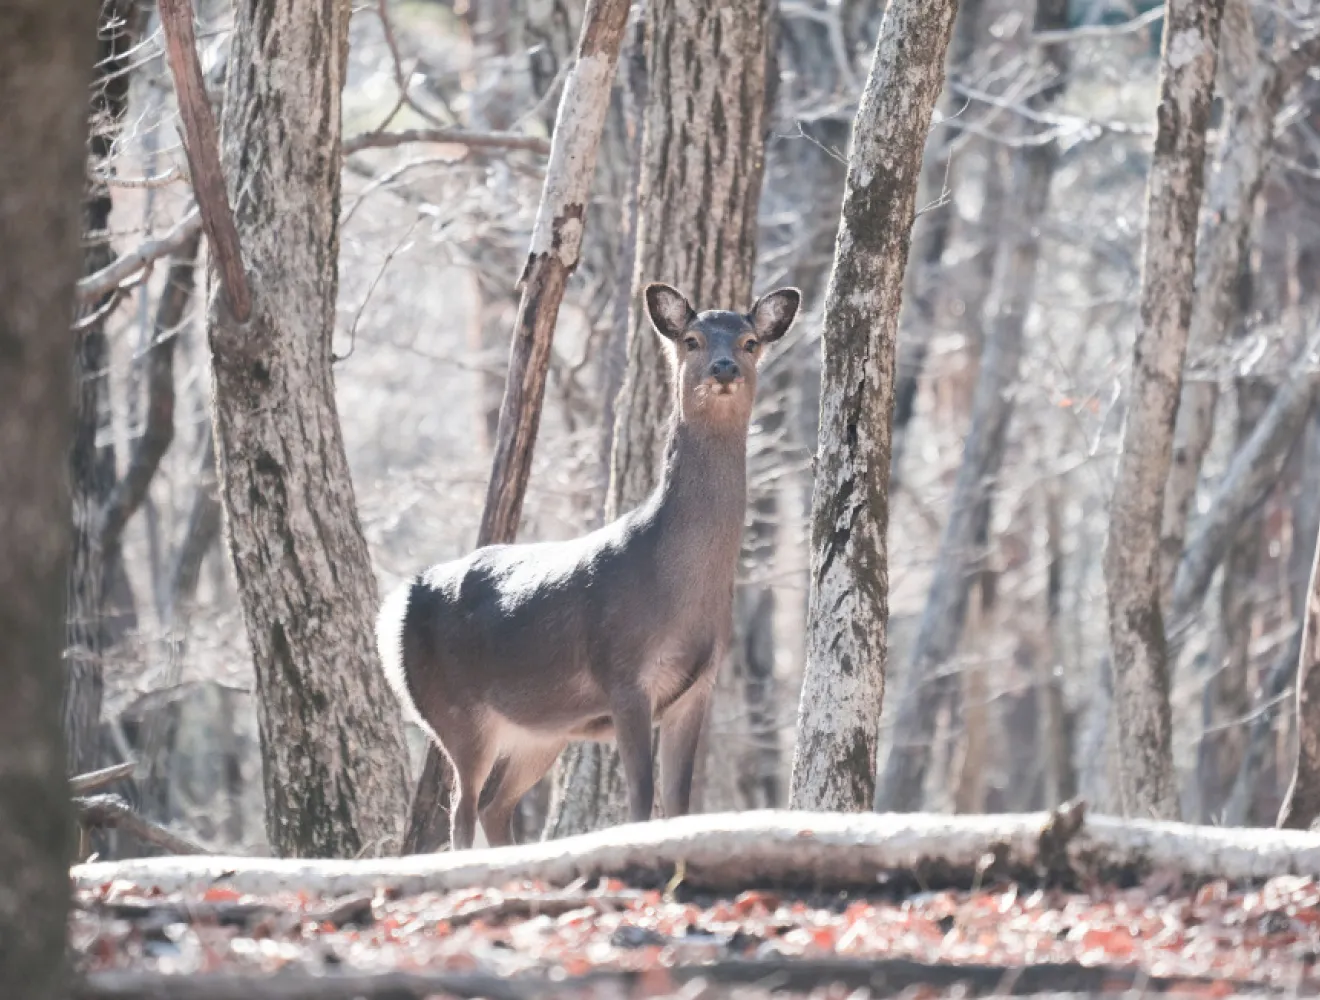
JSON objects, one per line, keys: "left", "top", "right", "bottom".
{"left": 644, "top": 283, "right": 695, "bottom": 341}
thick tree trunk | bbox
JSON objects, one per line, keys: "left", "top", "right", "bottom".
{"left": 1104, "top": 0, "right": 1226, "bottom": 821}
{"left": 787, "top": 0, "right": 958, "bottom": 813}
{"left": 546, "top": 0, "right": 775, "bottom": 835}
{"left": 403, "top": 0, "right": 632, "bottom": 854}
{"left": 207, "top": 0, "right": 411, "bottom": 858}
{"left": 65, "top": 0, "right": 138, "bottom": 776}
{"left": 1160, "top": 9, "right": 1320, "bottom": 587}
{"left": 877, "top": 1, "right": 1069, "bottom": 813}
{"left": 0, "top": 0, "right": 93, "bottom": 993}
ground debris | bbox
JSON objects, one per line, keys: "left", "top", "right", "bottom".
{"left": 70, "top": 870, "right": 1320, "bottom": 996}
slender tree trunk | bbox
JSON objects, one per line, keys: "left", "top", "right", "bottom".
{"left": 1170, "top": 330, "right": 1320, "bottom": 628}
{"left": 787, "top": 0, "right": 958, "bottom": 813}
{"left": 1192, "top": 376, "right": 1270, "bottom": 821}
{"left": 1104, "top": 0, "right": 1226, "bottom": 821}
{"left": 1280, "top": 511, "right": 1320, "bottom": 830}
{"left": 546, "top": 0, "right": 775, "bottom": 835}
{"left": 0, "top": 0, "right": 93, "bottom": 992}
{"left": 1160, "top": 8, "right": 1320, "bottom": 587}
{"left": 207, "top": 0, "right": 411, "bottom": 857}
{"left": 65, "top": 0, "right": 138, "bottom": 776}
{"left": 878, "top": 1, "right": 1069, "bottom": 813}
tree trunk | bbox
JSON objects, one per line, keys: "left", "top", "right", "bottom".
{"left": 787, "top": 0, "right": 958, "bottom": 813}
{"left": 403, "top": 0, "right": 632, "bottom": 854}
{"left": 1280, "top": 511, "right": 1320, "bottom": 829}
{"left": 65, "top": 0, "right": 138, "bottom": 776}
{"left": 207, "top": 0, "right": 411, "bottom": 858}
{"left": 1104, "top": 0, "right": 1226, "bottom": 821}
{"left": 877, "top": 0, "right": 1069, "bottom": 813}
{"left": 0, "top": 0, "right": 93, "bottom": 992}
{"left": 1192, "top": 376, "right": 1270, "bottom": 822}
{"left": 1159, "top": 8, "right": 1320, "bottom": 588}
{"left": 546, "top": 0, "right": 775, "bottom": 835}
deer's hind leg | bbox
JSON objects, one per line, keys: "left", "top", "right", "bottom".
{"left": 427, "top": 707, "right": 499, "bottom": 852}
{"left": 658, "top": 677, "right": 712, "bottom": 819}
{"left": 477, "top": 741, "right": 564, "bottom": 847}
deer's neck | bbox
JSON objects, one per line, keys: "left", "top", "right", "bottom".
{"left": 645, "top": 418, "right": 749, "bottom": 577}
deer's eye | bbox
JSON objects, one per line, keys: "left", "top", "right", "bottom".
{"left": 683, "top": 336, "right": 701, "bottom": 351}
{"left": 744, "top": 339, "right": 760, "bottom": 353}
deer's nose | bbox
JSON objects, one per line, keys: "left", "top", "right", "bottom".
{"left": 710, "top": 358, "right": 740, "bottom": 385}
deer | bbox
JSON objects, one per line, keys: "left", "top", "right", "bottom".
{"left": 375, "top": 281, "right": 801, "bottom": 851}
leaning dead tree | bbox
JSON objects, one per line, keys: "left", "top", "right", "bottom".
{"left": 159, "top": 0, "right": 411, "bottom": 857}
{"left": 403, "top": 0, "right": 633, "bottom": 854}
{"left": 0, "top": 0, "right": 94, "bottom": 994}
{"left": 1104, "top": 0, "right": 1226, "bottom": 821}
{"left": 788, "top": 0, "right": 959, "bottom": 812}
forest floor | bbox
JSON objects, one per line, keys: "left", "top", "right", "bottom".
{"left": 69, "top": 810, "right": 1320, "bottom": 999}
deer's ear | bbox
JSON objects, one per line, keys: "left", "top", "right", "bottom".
{"left": 644, "top": 283, "right": 696, "bottom": 341}
{"left": 748, "top": 287, "right": 801, "bottom": 343}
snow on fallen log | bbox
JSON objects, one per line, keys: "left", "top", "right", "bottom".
{"left": 71, "top": 804, "right": 1320, "bottom": 898}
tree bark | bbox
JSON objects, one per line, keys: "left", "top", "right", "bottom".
{"left": 787, "top": 0, "right": 958, "bottom": 813}
{"left": 402, "top": 0, "right": 631, "bottom": 854}
{"left": 1280, "top": 431, "right": 1320, "bottom": 828}
{"left": 546, "top": 0, "right": 775, "bottom": 835}
{"left": 205, "top": 0, "right": 411, "bottom": 857}
{"left": 0, "top": 0, "right": 93, "bottom": 993}
{"left": 1104, "top": 0, "right": 1226, "bottom": 821}
{"left": 1159, "top": 11, "right": 1320, "bottom": 588}
{"left": 878, "top": 1, "right": 1069, "bottom": 813}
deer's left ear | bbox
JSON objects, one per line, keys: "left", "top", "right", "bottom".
{"left": 748, "top": 287, "right": 801, "bottom": 344}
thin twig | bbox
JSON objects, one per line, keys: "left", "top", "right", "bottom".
{"left": 344, "top": 127, "right": 551, "bottom": 156}
{"left": 1033, "top": 6, "right": 1163, "bottom": 45}
{"left": 71, "top": 761, "right": 137, "bottom": 795}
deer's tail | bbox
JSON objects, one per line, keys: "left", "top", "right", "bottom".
{"left": 376, "top": 575, "right": 425, "bottom": 727}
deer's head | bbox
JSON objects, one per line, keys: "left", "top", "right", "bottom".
{"left": 644, "top": 282, "right": 801, "bottom": 428}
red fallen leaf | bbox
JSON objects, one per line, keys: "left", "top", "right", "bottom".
{"left": 202, "top": 886, "right": 242, "bottom": 903}
{"left": 561, "top": 955, "right": 592, "bottom": 977}
{"left": 732, "top": 890, "right": 778, "bottom": 916}
{"left": 810, "top": 925, "right": 837, "bottom": 950}
{"left": 1163, "top": 980, "right": 1236, "bottom": 998}
{"left": 1196, "top": 881, "right": 1229, "bottom": 906}
{"left": 1081, "top": 926, "right": 1136, "bottom": 958}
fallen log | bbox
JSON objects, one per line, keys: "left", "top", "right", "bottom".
{"left": 71, "top": 804, "right": 1320, "bottom": 898}
{"left": 75, "top": 794, "right": 209, "bottom": 856}
{"left": 73, "top": 959, "right": 1263, "bottom": 1000}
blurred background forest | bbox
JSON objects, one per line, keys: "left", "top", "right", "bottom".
{"left": 74, "top": 0, "right": 1320, "bottom": 857}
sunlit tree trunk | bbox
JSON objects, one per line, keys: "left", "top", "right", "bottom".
{"left": 208, "top": 0, "right": 411, "bottom": 857}
{"left": 788, "top": 0, "right": 958, "bottom": 812}
{"left": 1104, "top": 0, "right": 1226, "bottom": 821}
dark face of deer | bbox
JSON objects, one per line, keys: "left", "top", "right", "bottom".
{"left": 644, "top": 283, "right": 801, "bottom": 428}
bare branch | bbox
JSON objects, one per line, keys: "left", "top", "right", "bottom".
{"left": 101, "top": 233, "right": 201, "bottom": 555}
{"left": 157, "top": 0, "right": 250, "bottom": 322}
{"left": 74, "top": 210, "right": 201, "bottom": 304}
{"left": 1032, "top": 6, "right": 1163, "bottom": 44}
{"left": 75, "top": 794, "right": 209, "bottom": 855}
{"left": 343, "top": 127, "right": 551, "bottom": 156}
{"left": 70, "top": 761, "right": 136, "bottom": 795}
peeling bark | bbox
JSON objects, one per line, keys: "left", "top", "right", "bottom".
{"left": 787, "top": 0, "right": 958, "bottom": 813}
{"left": 1104, "top": 0, "right": 1226, "bottom": 821}
{"left": 0, "top": 1, "right": 93, "bottom": 994}
{"left": 547, "top": 0, "right": 775, "bottom": 835}
{"left": 207, "top": 0, "right": 410, "bottom": 858}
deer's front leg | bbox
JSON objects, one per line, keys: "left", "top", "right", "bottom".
{"left": 659, "top": 679, "right": 710, "bottom": 818}
{"left": 611, "top": 686, "right": 655, "bottom": 823}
